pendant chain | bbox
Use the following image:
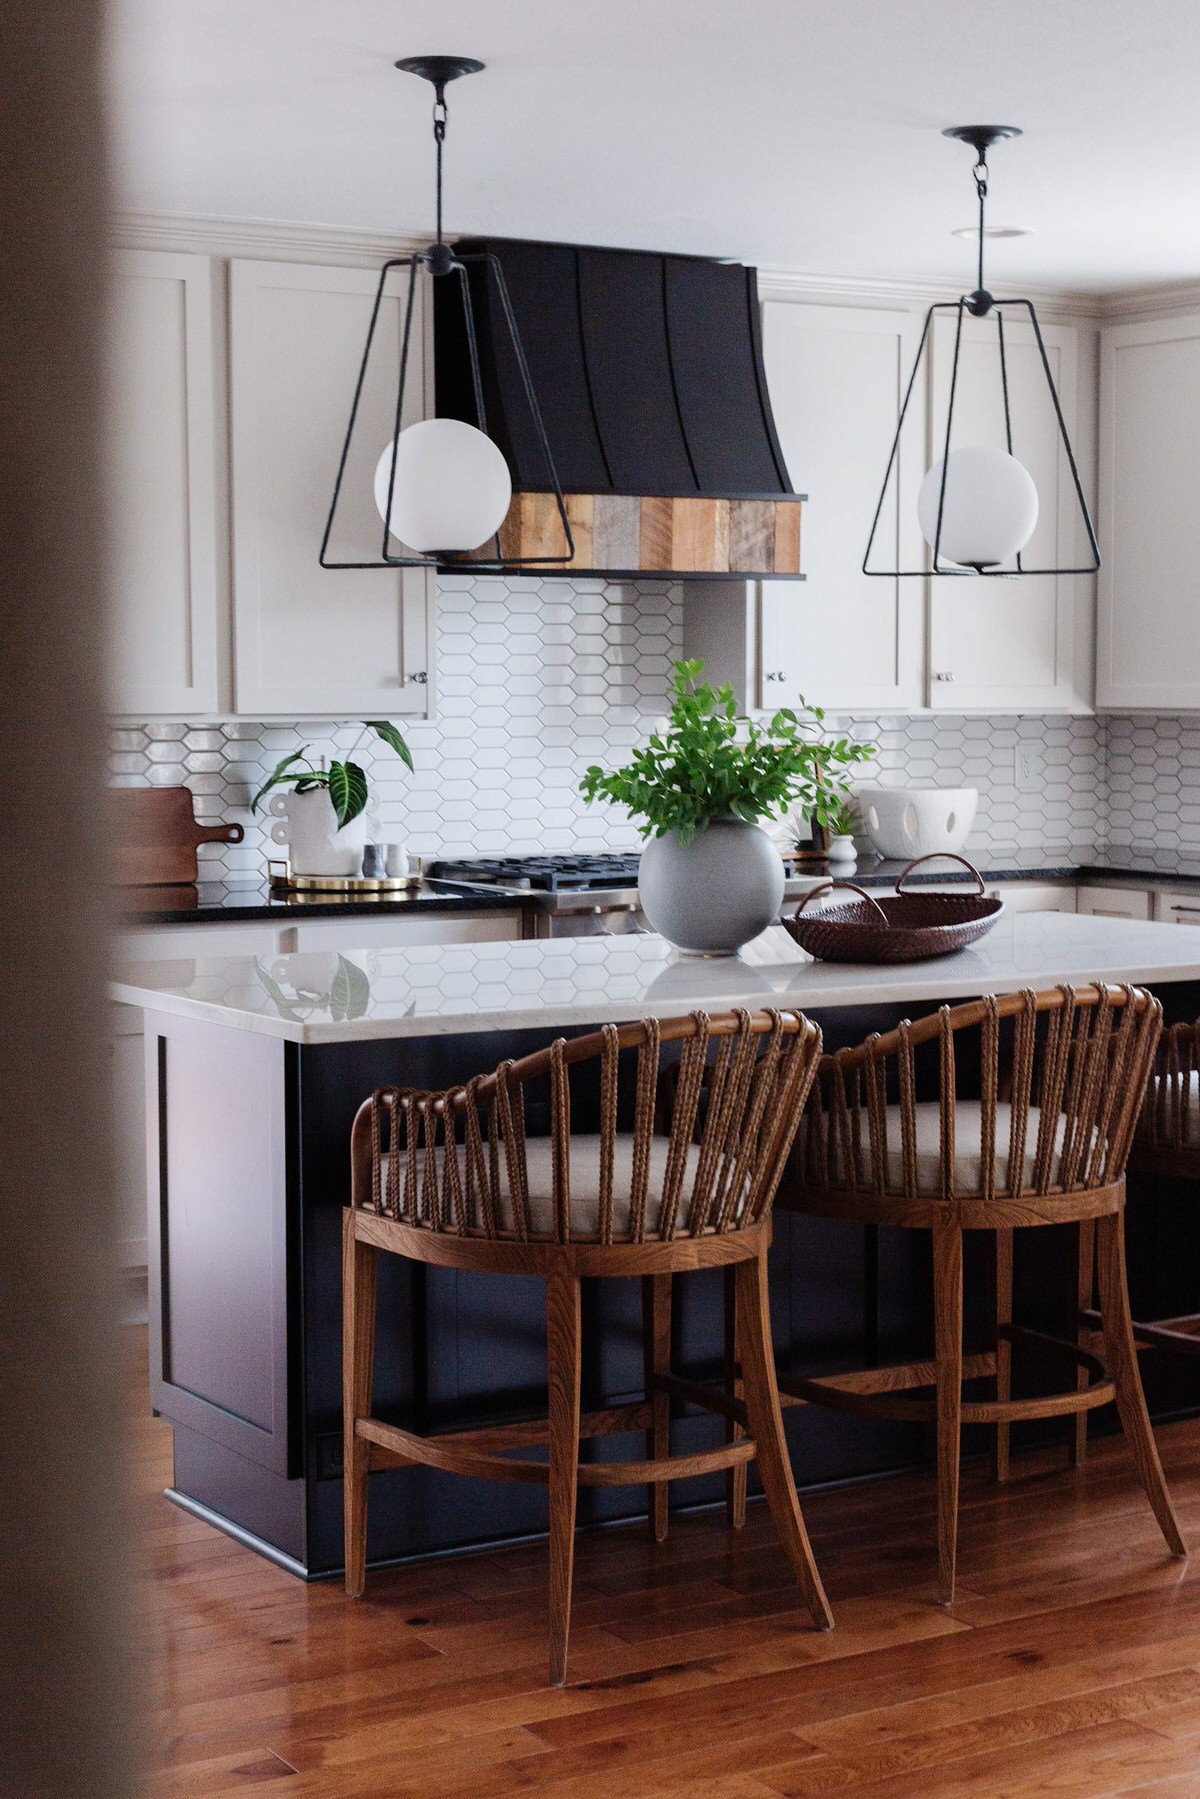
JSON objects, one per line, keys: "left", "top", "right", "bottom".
{"left": 972, "top": 155, "right": 989, "bottom": 297}
{"left": 432, "top": 90, "right": 448, "bottom": 246}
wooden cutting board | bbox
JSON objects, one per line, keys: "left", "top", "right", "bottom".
{"left": 109, "top": 786, "right": 244, "bottom": 885}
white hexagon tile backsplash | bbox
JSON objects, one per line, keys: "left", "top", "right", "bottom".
{"left": 108, "top": 572, "right": 1166, "bottom": 878}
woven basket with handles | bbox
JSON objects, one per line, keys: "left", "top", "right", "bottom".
{"left": 781, "top": 854, "right": 1004, "bottom": 964}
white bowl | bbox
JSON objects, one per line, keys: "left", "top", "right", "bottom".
{"left": 857, "top": 786, "right": 978, "bottom": 860}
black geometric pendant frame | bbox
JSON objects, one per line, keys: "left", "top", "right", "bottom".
{"left": 319, "top": 55, "right": 574, "bottom": 573}
{"left": 863, "top": 126, "right": 1100, "bottom": 580}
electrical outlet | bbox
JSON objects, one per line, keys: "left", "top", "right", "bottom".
{"left": 1015, "top": 746, "right": 1043, "bottom": 791}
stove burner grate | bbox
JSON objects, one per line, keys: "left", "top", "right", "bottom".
{"left": 429, "top": 853, "right": 642, "bottom": 892}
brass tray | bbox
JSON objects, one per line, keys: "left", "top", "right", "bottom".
{"left": 267, "top": 858, "right": 423, "bottom": 894}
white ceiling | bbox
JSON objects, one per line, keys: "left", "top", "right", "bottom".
{"left": 108, "top": 0, "right": 1200, "bottom": 293}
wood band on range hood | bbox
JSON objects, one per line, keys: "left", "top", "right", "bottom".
{"left": 460, "top": 492, "right": 803, "bottom": 578}
{"left": 435, "top": 237, "right": 805, "bottom": 579}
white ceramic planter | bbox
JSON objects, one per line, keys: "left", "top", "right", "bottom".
{"left": 827, "top": 833, "right": 858, "bottom": 864}
{"left": 638, "top": 818, "right": 785, "bottom": 956}
{"left": 270, "top": 787, "right": 367, "bottom": 877}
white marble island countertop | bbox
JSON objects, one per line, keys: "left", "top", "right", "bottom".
{"left": 109, "top": 913, "right": 1200, "bottom": 1045}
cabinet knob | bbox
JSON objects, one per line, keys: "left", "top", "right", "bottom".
{"left": 406, "top": 671, "right": 428, "bottom": 685}
{"left": 933, "top": 671, "right": 955, "bottom": 683}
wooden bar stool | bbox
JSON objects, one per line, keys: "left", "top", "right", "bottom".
{"left": 1078, "top": 1018, "right": 1200, "bottom": 1375}
{"left": 771, "top": 983, "right": 1186, "bottom": 1607}
{"left": 343, "top": 1007, "right": 832, "bottom": 1685}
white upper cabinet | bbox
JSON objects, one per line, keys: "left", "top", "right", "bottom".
{"left": 229, "top": 259, "right": 432, "bottom": 718}
{"left": 1097, "top": 313, "right": 1200, "bottom": 710}
{"left": 107, "top": 251, "right": 220, "bottom": 715}
{"left": 758, "top": 301, "right": 924, "bottom": 711}
{"left": 926, "top": 312, "right": 1086, "bottom": 712}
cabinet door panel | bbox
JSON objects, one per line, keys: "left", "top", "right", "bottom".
{"left": 1097, "top": 315, "right": 1200, "bottom": 709}
{"left": 759, "top": 303, "right": 923, "bottom": 711}
{"left": 107, "top": 251, "right": 219, "bottom": 715}
{"left": 928, "top": 315, "right": 1082, "bottom": 711}
{"left": 230, "top": 260, "right": 432, "bottom": 717}
{"left": 1154, "top": 889, "right": 1200, "bottom": 926}
{"left": 990, "top": 883, "right": 1077, "bottom": 914}
{"left": 1075, "top": 884, "right": 1151, "bottom": 920}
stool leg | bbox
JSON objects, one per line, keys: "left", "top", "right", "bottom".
{"left": 736, "top": 1245, "right": 833, "bottom": 1631}
{"left": 342, "top": 1209, "right": 378, "bottom": 1599}
{"left": 1096, "top": 1210, "right": 1187, "bottom": 1559}
{"left": 1071, "top": 1219, "right": 1096, "bottom": 1468}
{"left": 642, "top": 1273, "right": 672, "bottom": 1543}
{"left": 546, "top": 1260, "right": 583, "bottom": 1685}
{"left": 933, "top": 1223, "right": 964, "bottom": 1608}
{"left": 724, "top": 1262, "right": 747, "bottom": 1530}
{"left": 993, "top": 1227, "right": 1013, "bottom": 1484}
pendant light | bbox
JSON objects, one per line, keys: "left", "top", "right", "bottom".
{"left": 319, "top": 55, "right": 574, "bottom": 571}
{"left": 864, "top": 126, "right": 1100, "bottom": 578}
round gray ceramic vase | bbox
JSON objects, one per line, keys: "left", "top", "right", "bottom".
{"left": 638, "top": 818, "right": 786, "bottom": 956}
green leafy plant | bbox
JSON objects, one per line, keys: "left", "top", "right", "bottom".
{"left": 822, "top": 793, "right": 861, "bottom": 838}
{"left": 580, "top": 660, "right": 874, "bottom": 845}
{"left": 251, "top": 721, "right": 413, "bottom": 829}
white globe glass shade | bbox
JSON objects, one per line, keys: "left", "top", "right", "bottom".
{"left": 373, "top": 418, "right": 512, "bottom": 553}
{"left": 917, "top": 445, "right": 1039, "bottom": 570}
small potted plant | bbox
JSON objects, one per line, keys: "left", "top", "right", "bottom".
{"left": 581, "top": 660, "right": 874, "bottom": 955}
{"left": 821, "top": 793, "right": 861, "bottom": 864}
{"left": 252, "top": 721, "right": 412, "bottom": 877}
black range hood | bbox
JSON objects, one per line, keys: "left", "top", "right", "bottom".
{"left": 434, "top": 237, "right": 804, "bottom": 579}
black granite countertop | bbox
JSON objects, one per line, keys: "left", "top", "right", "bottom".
{"left": 840, "top": 846, "right": 1200, "bottom": 889}
{"left": 112, "top": 844, "right": 1200, "bottom": 926}
{"left": 113, "top": 878, "right": 538, "bottom": 927}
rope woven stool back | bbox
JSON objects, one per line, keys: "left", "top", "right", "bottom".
{"left": 359, "top": 1008, "right": 822, "bottom": 1244}
{"left": 802, "top": 984, "right": 1161, "bottom": 1204}
{"left": 1140, "top": 1018, "right": 1200, "bottom": 1151}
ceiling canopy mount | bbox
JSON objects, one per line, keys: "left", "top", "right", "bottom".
{"left": 393, "top": 55, "right": 485, "bottom": 98}
{"left": 941, "top": 123, "right": 1023, "bottom": 158}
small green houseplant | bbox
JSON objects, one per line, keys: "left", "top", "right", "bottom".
{"left": 251, "top": 720, "right": 413, "bottom": 826}
{"left": 822, "top": 793, "right": 861, "bottom": 863}
{"left": 251, "top": 721, "right": 413, "bottom": 879}
{"left": 581, "top": 661, "right": 874, "bottom": 954}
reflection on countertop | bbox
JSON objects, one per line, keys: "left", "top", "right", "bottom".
{"left": 110, "top": 910, "right": 1200, "bottom": 1046}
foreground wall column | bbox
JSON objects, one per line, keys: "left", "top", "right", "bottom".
{"left": 0, "top": 7, "right": 133, "bottom": 1798}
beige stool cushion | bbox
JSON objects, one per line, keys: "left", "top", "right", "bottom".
{"left": 383, "top": 1135, "right": 711, "bottom": 1238}
{"left": 812, "top": 1100, "right": 1076, "bottom": 1194}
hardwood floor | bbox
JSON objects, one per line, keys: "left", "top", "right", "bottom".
{"left": 132, "top": 1329, "right": 1200, "bottom": 1797}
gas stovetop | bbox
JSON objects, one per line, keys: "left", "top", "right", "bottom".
{"left": 429, "top": 853, "right": 642, "bottom": 894}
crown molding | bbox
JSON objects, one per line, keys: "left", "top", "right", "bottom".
{"left": 754, "top": 262, "right": 1106, "bottom": 321}
{"left": 110, "top": 208, "right": 427, "bottom": 267}
{"left": 1095, "top": 279, "right": 1200, "bottom": 322}
{"left": 113, "top": 209, "right": 1196, "bottom": 324}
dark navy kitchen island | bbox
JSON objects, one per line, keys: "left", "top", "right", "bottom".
{"left": 112, "top": 916, "right": 1200, "bottom": 1577}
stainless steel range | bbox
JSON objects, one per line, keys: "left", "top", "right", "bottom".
{"left": 428, "top": 853, "right": 647, "bottom": 936}
{"left": 427, "top": 852, "right": 828, "bottom": 937}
